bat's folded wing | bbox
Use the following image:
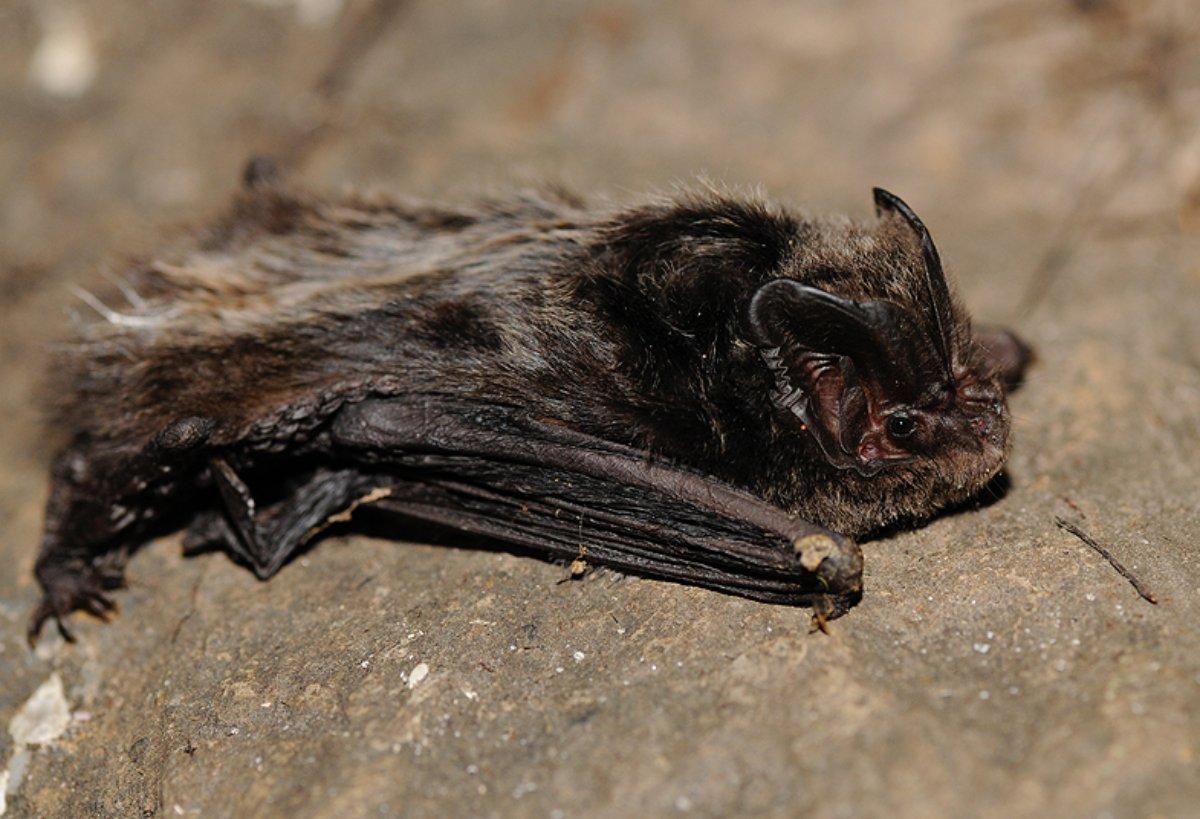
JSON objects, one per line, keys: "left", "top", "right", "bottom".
{"left": 332, "top": 396, "right": 863, "bottom": 615}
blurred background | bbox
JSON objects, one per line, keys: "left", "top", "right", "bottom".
{"left": 1, "top": 1, "right": 1198, "bottom": 817}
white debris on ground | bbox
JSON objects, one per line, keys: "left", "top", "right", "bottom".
{"left": 28, "top": 2, "right": 97, "bottom": 99}
{"left": 8, "top": 675, "right": 71, "bottom": 747}
{"left": 408, "top": 662, "right": 430, "bottom": 689}
{"left": 3, "top": 674, "right": 74, "bottom": 816}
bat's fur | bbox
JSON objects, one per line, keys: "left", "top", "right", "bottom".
{"left": 35, "top": 169, "right": 1023, "bottom": 639}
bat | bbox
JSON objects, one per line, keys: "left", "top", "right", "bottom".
{"left": 27, "top": 160, "right": 1031, "bottom": 642}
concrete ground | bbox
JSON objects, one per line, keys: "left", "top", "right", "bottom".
{"left": 1, "top": 1, "right": 1198, "bottom": 816}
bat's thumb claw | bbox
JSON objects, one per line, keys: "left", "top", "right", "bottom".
{"left": 794, "top": 532, "right": 863, "bottom": 597}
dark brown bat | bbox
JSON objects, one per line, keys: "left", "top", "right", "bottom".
{"left": 28, "top": 161, "right": 1031, "bottom": 642}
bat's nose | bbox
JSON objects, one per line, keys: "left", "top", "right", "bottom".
{"left": 968, "top": 400, "right": 1007, "bottom": 446}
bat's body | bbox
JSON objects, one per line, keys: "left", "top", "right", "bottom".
{"left": 30, "top": 165, "right": 1029, "bottom": 641}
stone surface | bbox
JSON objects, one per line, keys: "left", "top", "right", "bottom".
{"left": 1, "top": 1, "right": 1198, "bottom": 816}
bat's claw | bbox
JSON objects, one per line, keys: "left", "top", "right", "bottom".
{"left": 27, "top": 598, "right": 75, "bottom": 646}
{"left": 28, "top": 558, "right": 126, "bottom": 646}
{"left": 807, "top": 592, "right": 859, "bottom": 634}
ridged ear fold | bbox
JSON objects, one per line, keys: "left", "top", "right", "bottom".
{"left": 746, "top": 280, "right": 944, "bottom": 474}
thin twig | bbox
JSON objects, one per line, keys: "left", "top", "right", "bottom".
{"left": 1054, "top": 517, "right": 1158, "bottom": 605}
{"left": 1059, "top": 496, "right": 1086, "bottom": 518}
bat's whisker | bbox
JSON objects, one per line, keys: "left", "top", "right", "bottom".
{"left": 69, "top": 285, "right": 174, "bottom": 329}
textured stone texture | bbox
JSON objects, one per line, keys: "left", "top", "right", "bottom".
{"left": 1, "top": 1, "right": 1198, "bottom": 816}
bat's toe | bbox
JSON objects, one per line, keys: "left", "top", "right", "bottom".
{"left": 28, "top": 557, "right": 127, "bottom": 646}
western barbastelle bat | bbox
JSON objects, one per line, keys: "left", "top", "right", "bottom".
{"left": 29, "top": 161, "right": 1030, "bottom": 642}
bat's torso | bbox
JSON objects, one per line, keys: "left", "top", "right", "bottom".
{"left": 60, "top": 187, "right": 805, "bottom": 511}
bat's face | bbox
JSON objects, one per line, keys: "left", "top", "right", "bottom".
{"left": 745, "top": 189, "right": 1022, "bottom": 536}
{"left": 849, "top": 343, "right": 1011, "bottom": 503}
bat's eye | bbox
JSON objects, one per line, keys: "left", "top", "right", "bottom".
{"left": 886, "top": 413, "right": 917, "bottom": 440}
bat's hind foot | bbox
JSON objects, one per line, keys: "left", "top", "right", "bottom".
{"left": 28, "top": 556, "right": 126, "bottom": 645}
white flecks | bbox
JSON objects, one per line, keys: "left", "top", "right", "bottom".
{"left": 511, "top": 780, "right": 537, "bottom": 798}
{"left": 408, "top": 662, "right": 430, "bottom": 689}
{"left": 461, "top": 689, "right": 478, "bottom": 701}
{"left": 572, "top": 651, "right": 585, "bottom": 663}
{"left": 0, "top": 770, "right": 7, "bottom": 817}
{"left": 29, "top": 2, "right": 97, "bottom": 98}
{"left": 979, "top": 690, "right": 990, "bottom": 701}
{"left": 1086, "top": 593, "right": 1096, "bottom": 602}
{"left": 173, "top": 805, "right": 184, "bottom": 816}
{"left": 973, "top": 642, "right": 990, "bottom": 654}
{"left": 9, "top": 675, "right": 71, "bottom": 747}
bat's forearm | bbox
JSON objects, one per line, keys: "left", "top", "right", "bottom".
{"left": 332, "top": 396, "right": 863, "bottom": 606}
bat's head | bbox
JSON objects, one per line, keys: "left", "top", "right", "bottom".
{"left": 746, "top": 189, "right": 1021, "bottom": 535}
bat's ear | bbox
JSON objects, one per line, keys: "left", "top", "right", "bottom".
{"left": 746, "top": 279, "right": 943, "bottom": 473}
{"left": 973, "top": 324, "right": 1034, "bottom": 392}
{"left": 872, "top": 187, "right": 955, "bottom": 382}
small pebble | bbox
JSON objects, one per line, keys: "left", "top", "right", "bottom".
{"left": 408, "top": 663, "right": 429, "bottom": 689}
